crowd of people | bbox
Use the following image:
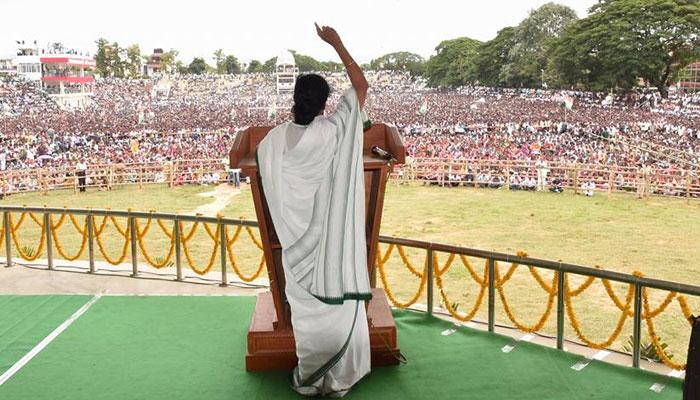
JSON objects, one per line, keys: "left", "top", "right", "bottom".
{"left": 1, "top": 70, "right": 699, "bottom": 196}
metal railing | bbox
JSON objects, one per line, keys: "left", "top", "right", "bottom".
{"left": 2, "top": 157, "right": 699, "bottom": 201}
{"left": 0, "top": 205, "right": 259, "bottom": 287}
{"left": 0, "top": 159, "right": 227, "bottom": 196}
{"left": 1, "top": 205, "right": 697, "bottom": 371}
{"left": 393, "top": 158, "right": 700, "bottom": 200}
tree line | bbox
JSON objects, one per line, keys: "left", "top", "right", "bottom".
{"left": 93, "top": 0, "right": 699, "bottom": 97}
{"left": 422, "top": 0, "right": 700, "bottom": 97}
{"left": 95, "top": 41, "right": 345, "bottom": 77}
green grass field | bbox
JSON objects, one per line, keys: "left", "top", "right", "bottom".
{"left": 2, "top": 182, "right": 698, "bottom": 362}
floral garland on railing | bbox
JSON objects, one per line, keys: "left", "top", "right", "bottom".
{"left": 3, "top": 207, "right": 697, "bottom": 371}
{"left": 374, "top": 244, "right": 696, "bottom": 371}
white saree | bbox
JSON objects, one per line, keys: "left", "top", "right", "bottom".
{"left": 256, "top": 88, "right": 371, "bottom": 396}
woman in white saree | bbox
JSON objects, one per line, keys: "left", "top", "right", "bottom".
{"left": 256, "top": 24, "right": 371, "bottom": 397}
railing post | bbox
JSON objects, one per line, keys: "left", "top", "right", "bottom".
{"left": 129, "top": 215, "right": 138, "bottom": 277}
{"left": 3, "top": 211, "right": 12, "bottom": 268}
{"left": 87, "top": 214, "right": 95, "bottom": 273}
{"left": 426, "top": 249, "right": 434, "bottom": 316}
{"left": 219, "top": 220, "right": 228, "bottom": 287}
{"left": 174, "top": 218, "right": 182, "bottom": 281}
{"left": 632, "top": 283, "right": 643, "bottom": 368}
{"left": 557, "top": 270, "right": 565, "bottom": 350}
{"left": 488, "top": 258, "right": 495, "bottom": 333}
{"left": 44, "top": 212, "right": 53, "bottom": 270}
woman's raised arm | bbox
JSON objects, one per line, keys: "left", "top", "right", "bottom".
{"left": 315, "top": 23, "right": 368, "bottom": 109}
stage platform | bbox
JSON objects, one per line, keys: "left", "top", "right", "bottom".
{"left": 0, "top": 295, "right": 684, "bottom": 399}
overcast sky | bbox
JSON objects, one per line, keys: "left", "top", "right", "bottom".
{"left": 1, "top": 0, "right": 596, "bottom": 64}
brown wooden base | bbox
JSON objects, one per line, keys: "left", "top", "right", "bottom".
{"left": 246, "top": 288, "right": 400, "bottom": 372}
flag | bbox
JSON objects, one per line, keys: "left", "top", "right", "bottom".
{"left": 130, "top": 139, "right": 139, "bottom": 154}
{"left": 267, "top": 105, "right": 277, "bottom": 120}
{"left": 418, "top": 99, "right": 428, "bottom": 116}
{"left": 602, "top": 95, "right": 613, "bottom": 107}
{"left": 138, "top": 111, "right": 145, "bottom": 124}
{"left": 556, "top": 93, "right": 574, "bottom": 110}
{"left": 564, "top": 96, "right": 573, "bottom": 110}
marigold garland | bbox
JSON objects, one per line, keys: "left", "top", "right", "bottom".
{"left": 564, "top": 273, "right": 633, "bottom": 349}
{"left": 50, "top": 214, "right": 88, "bottom": 261}
{"left": 495, "top": 260, "right": 557, "bottom": 333}
{"left": 396, "top": 245, "right": 424, "bottom": 278}
{"left": 93, "top": 215, "right": 131, "bottom": 265}
{"left": 458, "top": 254, "right": 487, "bottom": 286}
{"left": 11, "top": 211, "right": 28, "bottom": 231}
{"left": 642, "top": 284, "right": 687, "bottom": 370}
{"left": 5, "top": 207, "right": 698, "bottom": 371}
{"left": 244, "top": 226, "right": 265, "bottom": 250}
{"left": 224, "top": 225, "right": 266, "bottom": 282}
{"left": 9, "top": 212, "right": 45, "bottom": 261}
{"left": 178, "top": 220, "right": 219, "bottom": 275}
{"left": 601, "top": 278, "right": 635, "bottom": 317}
{"left": 434, "top": 252, "right": 488, "bottom": 321}
{"left": 134, "top": 217, "right": 175, "bottom": 269}
{"left": 678, "top": 295, "right": 694, "bottom": 323}
{"left": 566, "top": 274, "right": 596, "bottom": 297}
{"left": 376, "top": 244, "right": 427, "bottom": 308}
{"left": 156, "top": 219, "right": 173, "bottom": 238}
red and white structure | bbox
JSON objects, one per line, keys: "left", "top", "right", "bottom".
{"left": 40, "top": 54, "right": 96, "bottom": 107}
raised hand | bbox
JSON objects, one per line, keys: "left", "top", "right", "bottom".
{"left": 315, "top": 23, "right": 342, "bottom": 48}
{"left": 315, "top": 22, "right": 368, "bottom": 108}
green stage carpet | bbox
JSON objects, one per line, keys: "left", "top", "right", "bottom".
{"left": 0, "top": 295, "right": 683, "bottom": 399}
{"left": 0, "top": 295, "right": 91, "bottom": 377}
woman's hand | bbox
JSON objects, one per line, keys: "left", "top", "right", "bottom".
{"left": 315, "top": 22, "right": 368, "bottom": 108}
{"left": 315, "top": 23, "right": 342, "bottom": 48}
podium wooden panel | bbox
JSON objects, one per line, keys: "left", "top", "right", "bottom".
{"left": 230, "top": 123, "right": 405, "bottom": 372}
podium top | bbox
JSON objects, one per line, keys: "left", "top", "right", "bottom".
{"left": 229, "top": 123, "right": 405, "bottom": 172}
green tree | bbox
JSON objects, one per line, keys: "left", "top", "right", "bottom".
{"left": 111, "top": 42, "right": 125, "bottom": 78}
{"left": 262, "top": 57, "right": 277, "bottom": 73}
{"left": 159, "top": 49, "right": 179, "bottom": 74}
{"left": 175, "top": 60, "right": 188, "bottom": 74}
{"left": 425, "top": 37, "right": 482, "bottom": 87}
{"left": 213, "top": 49, "right": 225, "bottom": 73}
{"left": 95, "top": 38, "right": 110, "bottom": 77}
{"left": 126, "top": 44, "right": 142, "bottom": 77}
{"left": 289, "top": 50, "right": 323, "bottom": 72}
{"left": 370, "top": 51, "right": 426, "bottom": 76}
{"left": 247, "top": 59, "right": 262, "bottom": 73}
{"left": 222, "top": 55, "right": 241, "bottom": 74}
{"left": 504, "top": 2, "right": 578, "bottom": 87}
{"left": 321, "top": 61, "right": 344, "bottom": 72}
{"left": 187, "top": 57, "right": 209, "bottom": 74}
{"left": 474, "top": 27, "right": 516, "bottom": 86}
{"left": 550, "top": 0, "right": 700, "bottom": 97}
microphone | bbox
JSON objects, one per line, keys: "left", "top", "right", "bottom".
{"left": 371, "top": 146, "right": 397, "bottom": 163}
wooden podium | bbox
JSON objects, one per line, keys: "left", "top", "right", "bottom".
{"left": 230, "top": 123, "right": 405, "bottom": 372}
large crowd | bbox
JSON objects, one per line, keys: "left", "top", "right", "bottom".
{"left": 1, "top": 71, "right": 699, "bottom": 192}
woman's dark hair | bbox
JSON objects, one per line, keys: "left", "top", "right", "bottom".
{"left": 293, "top": 74, "right": 330, "bottom": 125}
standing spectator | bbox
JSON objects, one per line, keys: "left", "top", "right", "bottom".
{"left": 76, "top": 159, "right": 88, "bottom": 192}
{"left": 536, "top": 158, "right": 549, "bottom": 191}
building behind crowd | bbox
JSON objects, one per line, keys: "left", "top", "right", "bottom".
{"left": 144, "top": 48, "right": 164, "bottom": 77}
{"left": 3, "top": 41, "right": 96, "bottom": 108}
{"left": 14, "top": 41, "right": 42, "bottom": 82}
{"left": 276, "top": 50, "right": 298, "bottom": 94}
{"left": 677, "top": 62, "right": 700, "bottom": 92}
{"left": 0, "top": 55, "right": 15, "bottom": 76}
{"left": 40, "top": 53, "right": 96, "bottom": 108}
